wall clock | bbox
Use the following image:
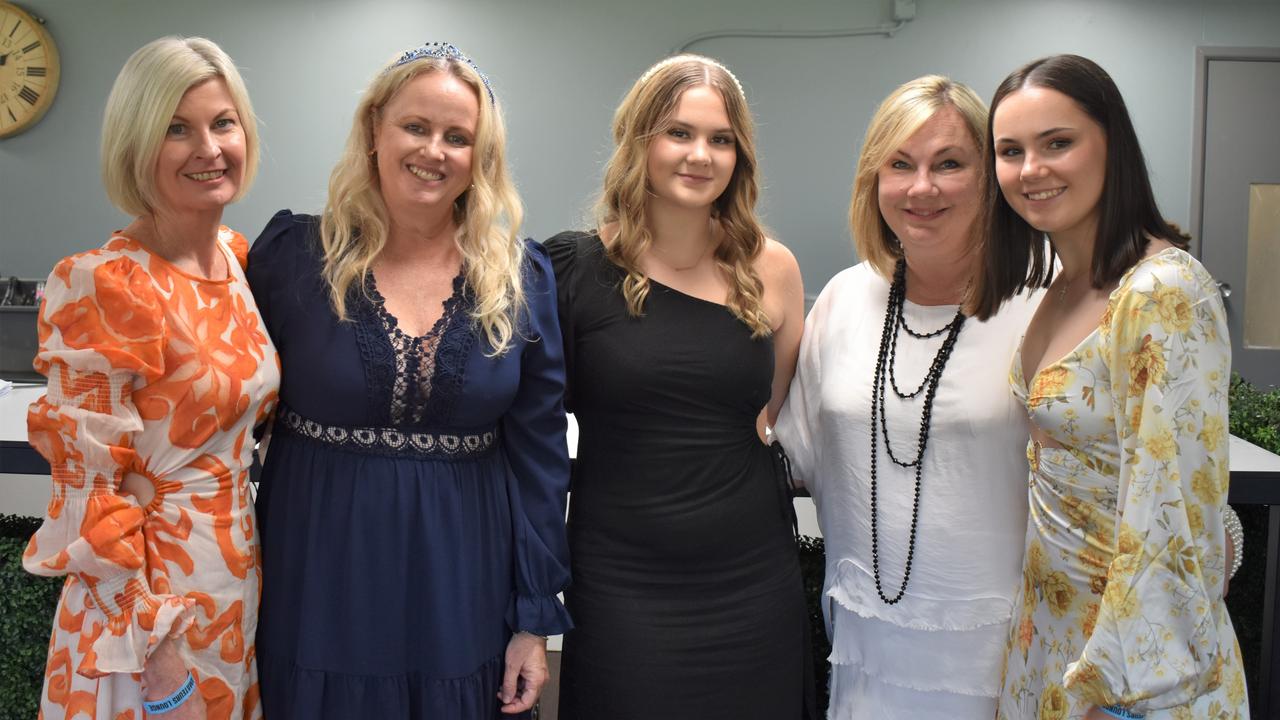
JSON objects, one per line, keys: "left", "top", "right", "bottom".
{"left": 0, "top": 2, "right": 59, "bottom": 138}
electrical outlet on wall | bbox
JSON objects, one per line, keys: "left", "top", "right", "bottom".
{"left": 894, "top": 0, "right": 917, "bottom": 21}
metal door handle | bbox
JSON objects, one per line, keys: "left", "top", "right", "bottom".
{"left": 1217, "top": 281, "right": 1232, "bottom": 299}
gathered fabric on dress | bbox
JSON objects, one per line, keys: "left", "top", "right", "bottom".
{"left": 24, "top": 228, "right": 279, "bottom": 720}
{"left": 247, "top": 211, "right": 572, "bottom": 720}
{"left": 547, "top": 231, "right": 811, "bottom": 720}
{"left": 774, "top": 262, "right": 1041, "bottom": 719}
{"left": 997, "top": 248, "right": 1248, "bottom": 719}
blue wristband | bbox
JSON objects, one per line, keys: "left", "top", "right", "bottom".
{"left": 1099, "top": 705, "right": 1145, "bottom": 720}
{"left": 143, "top": 672, "right": 196, "bottom": 714}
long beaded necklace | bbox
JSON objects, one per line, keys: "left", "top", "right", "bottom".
{"left": 869, "top": 259, "right": 967, "bottom": 605}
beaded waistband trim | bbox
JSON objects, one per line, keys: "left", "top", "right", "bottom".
{"left": 275, "top": 404, "right": 497, "bottom": 459}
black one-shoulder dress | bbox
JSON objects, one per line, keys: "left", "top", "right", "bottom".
{"left": 546, "top": 231, "right": 809, "bottom": 720}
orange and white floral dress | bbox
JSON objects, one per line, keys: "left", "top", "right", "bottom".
{"left": 23, "top": 228, "right": 279, "bottom": 720}
{"left": 996, "top": 248, "right": 1248, "bottom": 719}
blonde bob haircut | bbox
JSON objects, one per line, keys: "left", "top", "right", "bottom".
{"left": 849, "top": 75, "right": 988, "bottom": 279}
{"left": 321, "top": 53, "right": 525, "bottom": 355}
{"left": 598, "top": 54, "right": 771, "bottom": 338}
{"left": 101, "top": 37, "right": 259, "bottom": 218}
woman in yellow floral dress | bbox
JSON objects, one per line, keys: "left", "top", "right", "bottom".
{"left": 23, "top": 38, "right": 277, "bottom": 720}
{"left": 970, "top": 55, "right": 1248, "bottom": 719}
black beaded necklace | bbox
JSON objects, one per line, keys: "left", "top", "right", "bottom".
{"left": 869, "top": 259, "right": 966, "bottom": 605}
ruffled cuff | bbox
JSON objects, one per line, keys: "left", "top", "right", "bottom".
{"left": 79, "top": 586, "right": 196, "bottom": 677}
{"left": 507, "top": 593, "right": 573, "bottom": 637}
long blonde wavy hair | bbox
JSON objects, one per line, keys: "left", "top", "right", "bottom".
{"left": 598, "top": 54, "right": 771, "bottom": 337}
{"left": 320, "top": 52, "right": 525, "bottom": 354}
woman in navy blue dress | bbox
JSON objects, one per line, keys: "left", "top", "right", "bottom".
{"left": 246, "top": 44, "right": 571, "bottom": 719}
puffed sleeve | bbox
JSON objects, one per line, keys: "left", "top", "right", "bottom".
{"left": 247, "top": 210, "right": 315, "bottom": 352}
{"left": 773, "top": 271, "right": 837, "bottom": 493}
{"left": 23, "top": 250, "right": 196, "bottom": 677}
{"left": 500, "top": 239, "right": 573, "bottom": 636}
{"left": 543, "top": 231, "right": 583, "bottom": 413}
{"left": 1063, "top": 254, "right": 1233, "bottom": 711}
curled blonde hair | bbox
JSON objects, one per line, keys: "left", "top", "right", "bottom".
{"left": 101, "top": 36, "right": 260, "bottom": 217}
{"left": 321, "top": 52, "right": 525, "bottom": 354}
{"left": 598, "top": 54, "right": 770, "bottom": 337}
{"left": 849, "top": 75, "right": 988, "bottom": 279}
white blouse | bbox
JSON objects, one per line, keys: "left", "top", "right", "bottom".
{"left": 775, "top": 262, "right": 1041, "bottom": 715}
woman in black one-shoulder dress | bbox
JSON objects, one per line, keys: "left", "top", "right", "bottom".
{"left": 545, "top": 53, "right": 812, "bottom": 720}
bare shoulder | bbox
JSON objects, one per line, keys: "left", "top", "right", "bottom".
{"left": 755, "top": 237, "right": 802, "bottom": 285}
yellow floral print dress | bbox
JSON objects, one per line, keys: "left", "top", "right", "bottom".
{"left": 996, "top": 248, "right": 1248, "bottom": 719}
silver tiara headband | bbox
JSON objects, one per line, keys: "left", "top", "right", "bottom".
{"left": 637, "top": 54, "right": 746, "bottom": 99}
{"left": 389, "top": 42, "right": 495, "bottom": 104}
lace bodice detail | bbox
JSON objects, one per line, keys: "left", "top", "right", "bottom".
{"left": 352, "top": 272, "right": 476, "bottom": 428}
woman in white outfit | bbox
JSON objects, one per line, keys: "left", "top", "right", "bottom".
{"left": 774, "top": 75, "right": 1040, "bottom": 718}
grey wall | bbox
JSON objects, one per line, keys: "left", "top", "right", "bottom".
{"left": 2, "top": 0, "right": 1278, "bottom": 298}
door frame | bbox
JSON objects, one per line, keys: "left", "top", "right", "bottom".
{"left": 1189, "top": 45, "right": 1280, "bottom": 258}
{"left": 1190, "top": 45, "right": 1280, "bottom": 719}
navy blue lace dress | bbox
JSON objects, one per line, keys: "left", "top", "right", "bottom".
{"left": 246, "top": 211, "right": 572, "bottom": 719}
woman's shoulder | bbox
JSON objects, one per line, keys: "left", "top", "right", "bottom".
{"left": 250, "top": 210, "right": 322, "bottom": 259}
{"left": 520, "top": 236, "right": 554, "bottom": 279}
{"left": 247, "top": 210, "right": 323, "bottom": 279}
{"left": 47, "top": 234, "right": 153, "bottom": 298}
{"left": 217, "top": 226, "right": 251, "bottom": 270}
{"left": 1118, "top": 246, "right": 1215, "bottom": 295}
{"left": 1103, "top": 246, "right": 1222, "bottom": 346}
{"left": 542, "top": 230, "right": 603, "bottom": 277}
{"left": 819, "top": 260, "right": 882, "bottom": 299}
{"left": 755, "top": 236, "right": 801, "bottom": 282}
{"left": 41, "top": 237, "right": 165, "bottom": 374}
{"left": 543, "top": 230, "right": 601, "bottom": 256}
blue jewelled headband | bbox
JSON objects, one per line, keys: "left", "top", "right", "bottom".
{"left": 389, "top": 42, "right": 495, "bottom": 104}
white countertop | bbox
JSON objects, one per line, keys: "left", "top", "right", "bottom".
{"left": 1, "top": 384, "right": 43, "bottom": 443}
{"left": 1230, "top": 434, "right": 1280, "bottom": 475}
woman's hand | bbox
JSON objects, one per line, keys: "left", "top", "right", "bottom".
{"left": 498, "top": 631, "right": 549, "bottom": 714}
{"left": 142, "top": 637, "right": 206, "bottom": 719}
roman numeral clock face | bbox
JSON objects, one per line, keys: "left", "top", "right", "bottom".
{"left": 0, "top": 2, "right": 59, "bottom": 138}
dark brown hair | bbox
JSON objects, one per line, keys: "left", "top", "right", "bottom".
{"left": 968, "top": 54, "right": 1188, "bottom": 320}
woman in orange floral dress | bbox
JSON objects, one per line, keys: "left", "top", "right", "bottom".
{"left": 23, "top": 37, "right": 277, "bottom": 720}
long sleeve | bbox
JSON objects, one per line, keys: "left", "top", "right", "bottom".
{"left": 1063, "top": 256, "right": 1233, "bottom": 710}
{"left": 23, "top": 251, "right": 196, "bottom": 677}
{"left": 500, "top": 239, "right": 573, "bottom": 636}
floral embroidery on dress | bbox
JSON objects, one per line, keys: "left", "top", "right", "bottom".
{"left": 997, "top": 248, "right": 1248, "bottom": 719}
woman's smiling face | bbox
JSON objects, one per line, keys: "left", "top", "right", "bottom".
{"left": 992, "top": 85, "right": 1108, "bottom": 242}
